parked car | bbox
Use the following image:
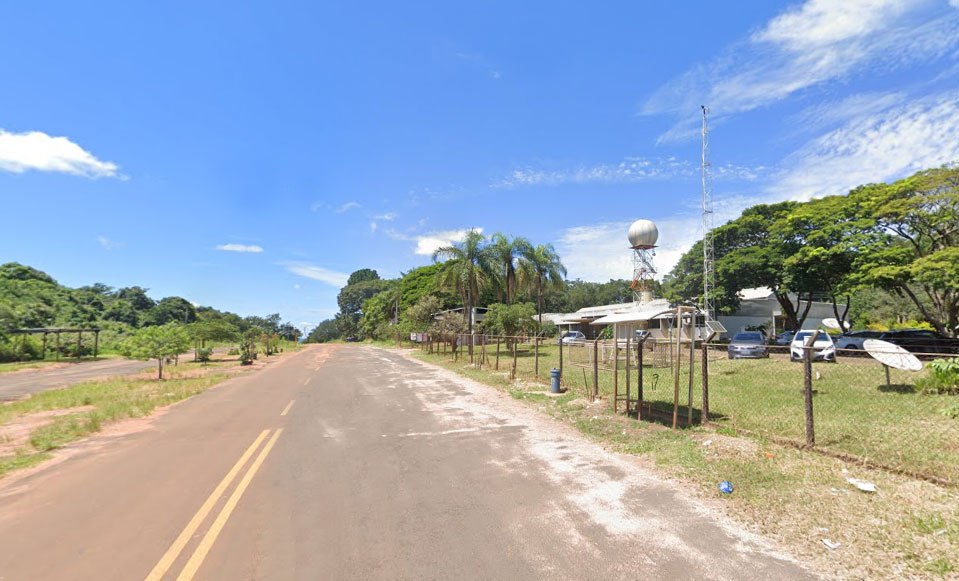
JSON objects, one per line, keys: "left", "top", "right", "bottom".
{"left": 772, "top": 330, "right": 796, "bottom": 346}
{"left": 727, "top": 332, "right": 769, "bottom": 359}
{"left": 789, "top": 330, "right": 837, "bottom": 362}
{"left": 835, "top": 330, "right": 884, "bottom": 350}
{"left": 878, "top": 329, "right": 959, "bottom": 355}
{"left": 559, "top": 330, "right": 586, "bottom": 345}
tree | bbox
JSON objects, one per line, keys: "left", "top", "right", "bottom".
{"left": 662, "top": 201, "right": 820, "bottom": 329}
{"left": 121, "top": 323, "right": 190, "bottom": 379}
{"left": 486, "top": 233, "right": 532, "bottom": 305}
{"left": 480, "top": 302, "right": 537, "bottom": 340}
{"left": 852, "top": 166, "right": 959, "bottom": 336}
{"left": 347, "top": 268, "right": 380, "bottom": 286}
{"left": 188, "top": 319, "right": 239, "bottom": 359}
{"left": 0, "top": 262, "right": 56, "bottom": 284}
{"left": 306, "top": 319, "right": 339, "bottom": 343}
{"left": 397, "top": 263, "right": 458, "bottom": 313}
{"left": 148, "top": 296, "right": 197, "bottom": 326}
{"left": 519, "top": 243, "right": 567, "bottom": 326}
{"left": 405, "top": 295, "right": 443, "bottom": 332}
{"left": 433, "top": 230, "right": 491, "bottom": 337}
{"left": 777, "top": 194, "right": 878, "bottom": 332}
{"left": 116, "top": 286, "right": 156, "bottom": 312}
{"left": 336, "top": 278, "right": 392, "bottom": 338}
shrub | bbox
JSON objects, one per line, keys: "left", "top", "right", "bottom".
{"left": 197, "top": 348, "right": 213, "bottom": 362}
{"left": 917, "top": 358, "right": 959, "bottom": 395}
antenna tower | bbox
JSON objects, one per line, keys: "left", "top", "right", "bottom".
{"left": 701, "top": 105, "right": 715, "bottom": 321}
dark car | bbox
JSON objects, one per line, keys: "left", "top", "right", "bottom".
{"left": 878, "top": 329, "right": 959, "bottom": 355}
{"left": 772, "top": 330, "right": 796, "bottom": 346}
{"left": 727, "top": 332, "right": 769, "bottom": 359}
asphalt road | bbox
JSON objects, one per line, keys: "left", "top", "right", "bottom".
{"left": 0, "top": 357, "right": 153, "bottom": 401}
{"left": 0, "top": 345, "right": 815, "bottom": 580}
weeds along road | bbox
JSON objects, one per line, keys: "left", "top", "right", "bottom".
{"left": 0, "top": 357, "right": 153, "bottom": 401}
{"left": 0, "top": 345, "right": 815, "bottom": 580}
{"left": 0, "top": 349, "right": 231, "bottom": 402}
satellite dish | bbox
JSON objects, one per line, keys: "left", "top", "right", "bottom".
{"left": 863, "top": 339, "right": 923, "bottom": 372}
{"left": 822, "top": 318, "right": 842, "bottom": 331}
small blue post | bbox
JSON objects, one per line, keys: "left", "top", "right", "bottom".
{"left": 550, "top": 368, "right": 562, "bottom": 393}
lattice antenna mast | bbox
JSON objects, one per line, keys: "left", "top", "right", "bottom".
{"left": 701, "top": 105, "right": 715, "bottom": 321}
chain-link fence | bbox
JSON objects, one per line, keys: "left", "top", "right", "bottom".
{"left": 414, "top": 333, "right": 959, "bottom": 486}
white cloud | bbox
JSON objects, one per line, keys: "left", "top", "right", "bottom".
{"left": 494, "top": 157, "right": 764, "bottom": 188}
{"left": 215, "top": 244, "right": 264, "bottom": 253}
{"left": 388, "top": 227, "right": 484, "bottom": 256}
{"left": 644, "top": 0, "right": 959, "bottom": 140}
{"left": 770, "top": 90, "right": 959, "bottom": 200}
{"left": 96, "top": 235, "right": 123, "bottom": 250}
{"left": 0, "top": 130, "right": 119, "bottom": 178}
{"left": 373, "top": 212, "right": 397, "bottom": 220}
{"left": 369, "top": 221, "right": 378, "bottom": 232}
{"left": 282, "top": 262, "right": 349, "bottom": 287}
{"left": 335, "top": 201, "right": 361, "bottom": 213}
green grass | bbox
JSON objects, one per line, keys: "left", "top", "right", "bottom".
{"left": 414, "top": 340, "right": 959, "bottom": 484}
{"left": 0, "top": 452, "right": 51, "bottom": 478}
{"left": 0, "top": 370, "right": 230, "bottom": 477}
{"left": 400, "top": 340, "right": 959, "bottom": 580}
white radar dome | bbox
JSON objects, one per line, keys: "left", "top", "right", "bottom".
{"left": 627, "top": 219, "right": 659, "bottom": 248}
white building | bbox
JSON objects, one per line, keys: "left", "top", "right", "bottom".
{"left": 552, "top": 287, "right": 837, "bottom": 341}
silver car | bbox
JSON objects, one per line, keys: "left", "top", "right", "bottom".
{"left": 727, "top": 332, "right": 769, "bottom": 359}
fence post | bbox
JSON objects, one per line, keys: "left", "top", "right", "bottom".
{"left": 613, "top": 338, "right": 619, "bottom": 413}
{"left": 701, "top": 342, "right": 709, "bottom": 424}
{"left": 672, "top": 307, "right": 682, "bottom": 429}
{"left": 688, "top": 328, "right": 695, "bottom": 427}
{"left": 637, "top": 340, "right": 643, "bottom": 419}
{"left": 803, "top": 331, "right": 819, "bottom": 447}
{"left": 592, "top": 339, "right": 599, "bottom": 402}
{"left": 512, "top": 337, "right": 518, "bottom": 381}
{"left": 495, "top": 337, "right": 501, "bottom": 370}
{"left": 558, "top": 333, "right": 563, "bottom": 381}
{"left": 625, "top": 335, "right": 631, "bottom": 415}
{"left": 534, "top": 337, "right": 540, "bottom": 378}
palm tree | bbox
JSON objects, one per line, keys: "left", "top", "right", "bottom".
{"left": 486, "top": 233, "right": 532, "bottom": 305}
{"left": 432, "top": 230, "right": 491, "bottom": 337}
{"left": 519, "top": 243, "right": 567, "bottom": 327}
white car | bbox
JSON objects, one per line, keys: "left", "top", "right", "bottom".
{"left": 560, "top": 331, "right": 586, "bottom": 345}
{"left": 789, "top": 330, "right": 837, "bottom": 362}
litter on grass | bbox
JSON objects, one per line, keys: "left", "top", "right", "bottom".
{"left": 822, "top": 539, "right": 841, "bottom": 551}
{"left": 718, "top": 481, "right": 733, "bottom": 494}
{"left": 846, "top": 478, "right": 877, "bottom": 493}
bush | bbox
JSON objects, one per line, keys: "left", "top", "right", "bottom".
{"left": 540, "top": 321, "right": 559, "bottom": 338}
{"left": 0, "top": 336, "right": 44, "bottom": 362}
{"left": 197, "top": 347, "right": 213, "bottom": 362}
{"left": 917, "top": 358, "right": 959, "bottom": 395}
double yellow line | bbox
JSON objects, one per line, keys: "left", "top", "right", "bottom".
{"left": 145, "top": 428, "right": 284, "bottom": 581}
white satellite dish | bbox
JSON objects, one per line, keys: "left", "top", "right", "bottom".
{"left": 822, "top": 318, "right": 843, "bottom": 331}
{"left": 863, "top": 339, "right": 923, "bottom": 372}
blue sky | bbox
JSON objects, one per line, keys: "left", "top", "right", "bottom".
{"left": 2, "top": 0, "right": 958, "bottom": 329}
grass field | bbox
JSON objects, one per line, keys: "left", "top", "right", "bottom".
{"left": 419, "top": 338, "right": 959, "bottom": 485}
{"left": 403, "top": 339, "right": 959, "bottom": 579}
